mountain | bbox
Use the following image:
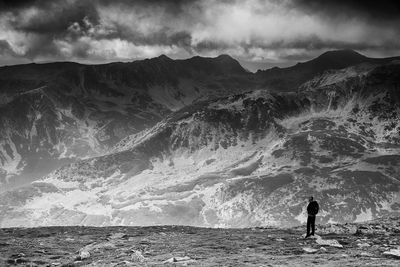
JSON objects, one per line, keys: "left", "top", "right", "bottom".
{"left": 255, "top": 49, "right": 400, "bottom": 91}
{"left": 1, "top": 55, "right": 399, "bottom": 227}
{"left": 3, "top": 50, "right": 396, "bottom": 192}
{"left": 0, "top": 55, "right": 252, "bottom": 192}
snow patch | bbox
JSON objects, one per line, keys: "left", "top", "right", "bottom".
{"left": 355, "top": 208, "right": 373, "bottom": 223}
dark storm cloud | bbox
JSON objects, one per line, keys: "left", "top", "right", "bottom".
{"left": 295, "top": 0, "right": 400, "bottom": 20}
{"left": 0, "top": 0, "right": 38, "bottom": 8}
{"left": 98, "top": 0, "right": 202, "bottom": 15}
{"left": 0, "top": 0, "right": 399, "bottom": 69}
{"left": 17, "top": 5, "right": 98, "bottom": 35}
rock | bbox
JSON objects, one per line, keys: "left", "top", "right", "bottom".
{"left": 303, "top": 234, "right": 319, "bottom": 239}
{"left": 109, "top": 232, "right": 127, "bottom": 240}
{"left": 303, "top": 247, "right": 319, "bottom": 253}
{"left": 163, "top": 257, "right": 177, "bottom": 263}
{"left": 10, "top": 253, "right": 25, "bottom": 258}
{"left": 357, "top": 243, "right": 371, "bottom": 248}
{"left": 315, "top": 236, "right": 343, "bottom": 248}
{"left": 354, "top": 228, "right": 363, "bottom": 236}
{"left": 132, "top": 250, "right": 146, "bottom": 263}
{"left": 114, "top": 260, "right": 134, "bottom": 266}
{"left": 75, "top": 241, "right": 117, "bottom": 261}
{"left": 276, "top": 238, "right": 284, "bottom": 242}
{"left": 383, "top": 248, "right": 400, "bottom": 258}
{"left": 320, "top": 247, "right": 327, "bottom": 251}
{"left": 360, "top": 252, "right": 374, "bottom": 257}
{"left": 78, "top": 250, "right": 90, "bottom": 260}
{"left": 82, "top": 241, "right": 117, "bottom": 253}
{"left": 314, "top": 223, "right": 358, "bottom": 235}
{"left": 163, "top": 256, "right": 194, "bottom": 264}
{"left": 7, "top": 258, "right": 27, "bottom": 264}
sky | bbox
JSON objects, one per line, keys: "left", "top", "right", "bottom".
{"left": 0, "top": 0, "right": 399, "bottom": 71}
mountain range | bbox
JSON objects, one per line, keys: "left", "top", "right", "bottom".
{"left": 1, "top": 50, "right": 399, "bottom": 227}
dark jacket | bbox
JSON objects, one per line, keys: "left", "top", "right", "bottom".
{"left": 307, "top": 201, "right": 319, "bottom": 216}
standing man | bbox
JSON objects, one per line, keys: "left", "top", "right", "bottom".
{"left": 305, "top": 196, "right": 319, "bottom": 238}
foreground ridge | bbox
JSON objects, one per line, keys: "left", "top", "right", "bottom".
{"left": 1, "top": 217, "right": 399, "bottom": 266}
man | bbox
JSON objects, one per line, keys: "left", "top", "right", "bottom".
{"left": 305, "top": 196, "right": 319, "bottom": 238}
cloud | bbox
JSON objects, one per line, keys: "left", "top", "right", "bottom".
{"left": 0, "top": 40, "right": 15, "bottom": 55}
{"left": 0, "top": 0, "right": 399, "bottom": 70}
{"left": 294, "top": 0, "right": 400, "bottom": 20}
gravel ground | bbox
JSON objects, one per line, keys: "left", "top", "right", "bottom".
{"left": 0, "top": 220, "right": 399, "bottom": 266}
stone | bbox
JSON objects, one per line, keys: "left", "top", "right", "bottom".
{"left": 163, "top": 256, "right": 193, "bottom": 264}
{"left": 357, "top": 243, "right": 370, "bottom": 248}
{"left": 383, "top": 249, "right": 400, "bottom": 258}
{"left": 78, "top": 250, "right": 90, "bottom": 260}
{"left": 316, "top": 236, "right": 343, "bottom": 248}
{"left": 132, "top": 250, "right": 146, "bottom": 263}
{"left": 109, "top": 232, "right": 127, "bottom": 240}
{"left": 360, "top": 252, "right": 374, "bottom": 257}
{"left": 303, "top": 247, "right": 319, "bottom": 253}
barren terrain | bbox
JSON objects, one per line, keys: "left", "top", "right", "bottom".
{"left": 1, "top": 217, "right": 399, "bottom": 266}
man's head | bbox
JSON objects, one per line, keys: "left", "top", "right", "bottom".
{"left": 309, "top": 196, "right": 314, "bottom": 202}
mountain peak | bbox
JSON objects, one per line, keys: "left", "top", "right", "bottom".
{"left": 315, "top": 49, "right": 367, "bottom": 62}
{"left": 294, "top": 49, "right": 370, "bottom": 72}
{"left": 155, "top": 54, "right": 172, "bottom": 61}
{"left": 215, "top": 54, "right": 235, "bottom": 60}
{"left": 183, "top": 54, "right": 247, "bottom": 75}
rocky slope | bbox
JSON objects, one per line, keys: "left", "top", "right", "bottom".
{"left": 0, "top": 55, "right": 252, "bottom": 191}
{"left": 2, "top": 50, "right": 397, "bottom": 192}
{"left": 1, "top": 55, "right": 399, "bottom": 228}
{"left": 1, "top": 217, "right": 399, "bottom": 266}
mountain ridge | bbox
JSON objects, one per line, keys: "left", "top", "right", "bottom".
{"left": 0, "top": 52, "right": 256, "bottom": 191}
{"left": 255, "top": 49, "right": 400, "bottom": 91}
{"left": 1, "top": 58, "right": 399, "bottom": 227}
{"left": 0, "top": 50, "right": 399, "bottom": 227}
